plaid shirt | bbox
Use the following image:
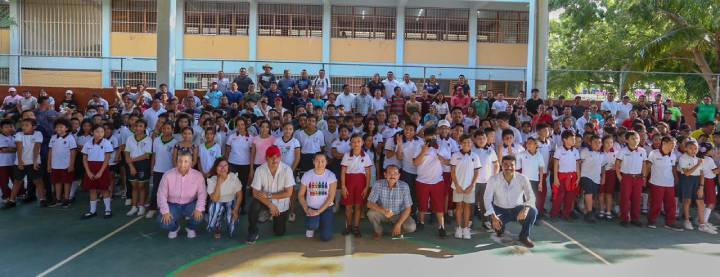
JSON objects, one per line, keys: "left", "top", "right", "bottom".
{"left": 367, "top": 180, "right": 413, "bottom": 215}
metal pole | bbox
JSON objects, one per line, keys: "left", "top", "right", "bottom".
{"left": 120, "top": 58, "right": 124, "bottom": 86}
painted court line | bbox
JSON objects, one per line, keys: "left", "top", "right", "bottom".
{"left": 543, "top": 221, "right": 611, "bottom": 265}
{"left": 37, "top": 216, "right": 144, "bottom": 277}
{"left": 344, "top": 235, "right": 353, "bottom": 256}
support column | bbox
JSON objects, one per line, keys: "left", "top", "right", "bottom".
{"left": 468, "top": 6, "right": 478, "bottom": 96}
{"left": 174, "top": 0, "right": 185, "bottom": 91}
{"left": 156, "top": 0, "right": 177, "bottom": 92}
{"left": 525, "top": 0, "right": 538, "bottom": 97}
{"left": 248, "top": 0, "right": 257, "bottom": 61}
{"left": 321, "top": 0, "right": 331, "bottom": 74}
{"left": 533, "top": 0, "right": 549, "bottom": 98}
{"left": 101, "top": 0, "right": 111, "bottom": 87}
{"left": 395, "top": 1, "right": 406, "bottom": 74}
{"left": 9, "top": 0, "right": 21, "bottom": 85}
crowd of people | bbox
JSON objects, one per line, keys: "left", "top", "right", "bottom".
{"left": 0, "top": 65, "right": 719, "bottom": 248}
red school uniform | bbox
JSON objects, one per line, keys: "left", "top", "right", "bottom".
{"left": 551, "top": 145, "right": 579, "bottom": 219}
{"left": 341, "top": 152, "right": 372, "bottom": 205}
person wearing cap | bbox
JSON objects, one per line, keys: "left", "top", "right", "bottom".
{"left": 17, "top": 90, "right": 38, "bottom": 113}
{"left": 258, "top": 64, "right": 276, "bottom": 91}
{"left": 204, "top": 82, "right": 223, "bottom": 109}
{"left": 157, "top": 152, "right": 207, "bottom": 239}
{"left": 87, "top": 93, "right": 109, "bottom": 111}
{"left": 59, "top": 90, "right": 79, "bottom": 112}
{"left": 246, "top": 145, "right": 295, "bottom": 244}
{"left": 1, "top": 87, "right": 22, "bottom": 116}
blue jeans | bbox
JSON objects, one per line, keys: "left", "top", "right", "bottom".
{"left": 493, "top": 205, "right": 537, "bottom": 240}
{"left": 305, "top": 207, "right": 334, "bottom": 241}
{"left": 158, "top": 201, "right": 204, "bottom": 231}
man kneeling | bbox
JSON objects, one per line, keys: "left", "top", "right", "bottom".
{"left": 367, "top": 165, "right": 416, "bottom": 239}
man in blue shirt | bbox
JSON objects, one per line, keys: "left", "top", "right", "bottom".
{"left": 277, "top": 69, "right": 296, "bottom": 96}
{"left": 296, "top": 69, "right": 312, "bottom": 92}
{"left": 263, "top": 82, "right": 284, "bottom": 104}
{"left": 224, "top": 82, "right": 244, "bottom": 105}
{"left": 205, "top": 82, "right": 223, "bottom": 108}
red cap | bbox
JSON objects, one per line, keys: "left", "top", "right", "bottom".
{"left": 266, "top": 145, "right": 281, "bottom": 158}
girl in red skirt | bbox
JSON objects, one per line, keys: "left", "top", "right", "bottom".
{"left": 81, "top": 125, "right": 114, "bottom": 219}
{"left": 47, "top": 119, "right": 78, "bottom": 208}
{"left": 599, "top": 135, "right": 617, "bottom": 220}
{"left": 340, "top": 134, "right": 372, "bottom": 237}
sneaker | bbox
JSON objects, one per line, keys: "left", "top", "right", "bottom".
{"left": 126, "top": 206, "right": 138, "bottom": 216}
{"left": 168, "top": 228, "right": 179, "bottom": 239}
{"left": 306, "top": 230, "right": 315, "bottom": 238}
{"left": 698, "top": 224, "right": 718, "bottom": 234}
{"left": 664, "top": 224, "right": 684, "bottom": 231}
{"left": 683, "top": 220, "right": 694, "bottom": 230}
{"left": 61, "top": 200, "right": 70, "bottom": 208}
{"left": 246, "top": 233, "right": 259, "bottom": 244}
{"left": 482, "top": 221, "right": 492, "bottom": 230}
{"left": 631, "top": 221, "right": 643, "bottom": 227}
{"left": 647, "top": 223, "right": 657, "bottom": 229}
{"left": 462, "top": 227, "right": 471, "bottom": 240}
{"left": 1, "top": 201, "right": 16, "bottom": 209}
{"left": 81, "top": 212, "right": 97, "bottom": 219}
{"left": 186, "top": 228, "right": 197, "bottom": 239}
{"left": 438, "top": 227, "right": 447, "bottom": 238}
{"left": 137, "top": 206, "right": 146, "bottom": 216}
{"left": 597, "top": 212, "right": 606, "bottom": 219}
{"left": 342, "top": 226, "right": 351, "bottom": 236}
{"left": 288, "top": 212, "right": 296, "bottom": 223}
{"left": 104, "top": 211, "right": 113, "bottom": 219}
{"left": 124, "top": 199, "right": 132, "bottom": 206}
{"left": 706, "top": 222, "right": 718, "bottom": 231}
{"left": 145, "top": 210, "right": 156, "bottom": 219}
{"left": 454, "top": 227, "right": 462, "bottom": 239}
{"left": 49, "top": 201, "right": 61, "bottom": 208}
{"left": 605, "top": 213, "right": 613, "bottom": 220}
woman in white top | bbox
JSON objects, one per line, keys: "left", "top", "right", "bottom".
{"left": 207, "top": 158, "right": 243, "bottom": 239}
{"left": 226, "top": 118, "right": 253, "bottom": 213}
{"left": 299, "top": 153, "right": 337, "bottom": 241}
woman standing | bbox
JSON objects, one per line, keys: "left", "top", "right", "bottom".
{"left": 207, "top": 158, "right": 243, "bottom": 239}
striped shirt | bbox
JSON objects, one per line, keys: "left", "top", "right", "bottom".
{"left": 367, "top": 179, "right": 413, "bottom": 214}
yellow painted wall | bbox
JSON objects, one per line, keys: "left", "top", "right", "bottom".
{"left": 257, "top": 37, "right": 322, "bottom": 61}
{"left": 404, "top": 41, "right": 468, "bottom": 65}
{"left": 330, "top": 39, "right": 395, "bottom": 63}
{"left": 110, "top": 32, "right": 157, "bottom": 57}
{"left": 184, "top": 35, "right": 249, "bottom": 59}
{"left": 476, "top": 43, "right": 528, "bottom": 67}
{"left": 0, "top": 29, "right": 9, "bottom": 54}
{"left": 22, "top": 69, "right": 102, "bottom": 88}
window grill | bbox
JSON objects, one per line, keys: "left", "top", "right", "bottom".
{"left": 111, "top": 0, "right": 156, "bottom": 33}
{"left": 331, "top": 6, "right": 396, "bottom": 39}
{"left": 0, "top": 3, "right": 10, "bottom": 28}
{"left": 22, "top": 0, "right": 103, "bottom": 57}
{"left": 184, "top": 1, "right": 249, "bottom": 35}
{"left": 405, "top": 8, "right": 468, "bottom": 41}
{"left": 475, "top": 80, "right": 524, "bottom": 97}
{"left": 477, "top": 10, "right": 528, "bottom": 44}
{"left": 111, "top": 71, "right": 157, "bottom": 88}
{"left": 257, "top": 3, "right": 323, "bottom": 37}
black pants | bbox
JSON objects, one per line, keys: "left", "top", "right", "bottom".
{"left": 401, "top": 170, "right": 418, "bottom": 215}
{"left": 230, "top": 163, "right": 251, "bottom": 212}
{"left": 247, "top": 199, "right": 288, "bottom": 237}
{"left": 149, "top": 172, "right": 164, "bottom": 210}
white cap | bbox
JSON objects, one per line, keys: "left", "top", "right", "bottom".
{"left": 65, "top": 90, "right": 73, "bottom": 95}
{"left": 8, "top": 87, "right": 16, "bottom": 92}
{"left": 438, "top": 120, "right": 451, "bottom": 128}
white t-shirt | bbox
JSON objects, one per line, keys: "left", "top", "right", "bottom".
{"left": 499, "top": 143, "right": 525, "bottom": 159}
{"left": 617, "top": 147, "right": 647, "bottom": 174}
{"left": 331, "top": 138, "right": 351, "bottom": 156}
{"left": 152, "top": 136, "right": 177, "bottom": 173}
{"left": 295, "top": 130, "right": 325, "bottom": 154}
{"left": 143, "top": 107, "right": 166, "bottom": 130}
{"left": 82, "top": 139, "right": 114, "bottom": 162}
{"left": 382, "top": 79, "right": 401, "bottom": 100}
{"left": 398, "top": 81, "right": 417, "bottom": 98}
{"left": 400, "top": 139, "right": 422, "bottom": 174}
{"left": 450, "top": 151, "right": 481, "bottom": 189}
{"left": 124, "top": 135, "right": 152, "bottom": 159}
{"left": 647, "top": 150, "right": 677, "bottom": 187}
{"left": 678, "top": 154, "right": 702, "bottom": 176}
{"left": 107, "top": 134, "right": 120, "bottom": 165}
{"left": 580, "top": 149, "right": 605, "bottom": 184}
{"left": 49, "top": 134, "right": 77, "bottom": 169}
{"left": 275, "top": 137, "right": 300, "bottom": 168}
{"left": 414, "top": 147, "right": 444, "bottom": 184}
{"left": 473, "top": 146, "right": 498, "bottom": 183}
{"left": 491, "top": 100, "right": 509, "bottom": 114}
{"left": 0, "top": 134, "right": 16, "bottom": 166}
{"left": 336, "top": 93, "right": 356, "bottom": 110}
{"left": 517, "top": 151, "right": 544, "bottom": 181}
{"left": 301, "top": 169, "right": 337, "bottom": 209}
{"left": 438, "top": 137, "right": 459, "bottom": 173}
{"left": 14, "top": 131, "right": 43, "bottom": 166}
{"left": 603, "top": 149, "right": 617, "bottom": 171}
{"left": 199, "top": 143, "right": 222, "bottom": 174}
{"left": 207, "top": 173, "right": 243, "bottom": 203}
{"left": 536, "top": 138, "right": 552, "bottom": 168}
{"left": 251, "top": 163, "right": 295, "bottom": 212}
{"left": 600, "top": 100, "right": 619, "bottom": 116}
{"left": 371, "top": 98, "right": 386, "bottom": 113}
{"left": 553, "top": 146, "right": 579, "bottom": 173}
{"left": 341, "top": 152, "right": 373, "bottom": 174}
{"left": 226, "top": 132, "right": 252, "bottom": 165}
{"left": 702, "top": 156, "right": 717, "bottom": 179}
{"left": 617, "top": 102, "right": 633, "bottom": 122}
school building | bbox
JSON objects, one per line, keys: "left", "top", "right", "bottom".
{"left": 0, "top": 0, "right": 549, "bottom": 97}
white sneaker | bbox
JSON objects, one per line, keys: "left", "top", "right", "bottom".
{"left": 306, "top": 230, "right": 315, "bottom": 238}
{"left": 126, "top": 206, "right": 138, "bottom": 216}
{"left": 706, "top": 222, "right": 717, "bottom": 231}
{"left": 454, "top": 227, "right": 462, "bottom": 239}
{"left": 186, "top": 228, "right": 197, "bottom": 239}
{"left": 124, "top": 199, "right": 132, "bottom": 206}
{"left": 145, "top": 210, "right": 156, "bottom": 219}
{"left": 698, "top": 224, "right": 718, "bottom": 235}
{"left": 683, "top": 220, "right": 694, "bottom": 230}
{"left": 462, "top": 228, "right": 472, "bottom": 240}
{"left": 288, "top": 212, "right": 296, "bottom": 223}
{"left": 168, "top": 228, "right": 179, "bottom": 239}
{"left": 137, "top": 206, "right": 146, "bottom": 216}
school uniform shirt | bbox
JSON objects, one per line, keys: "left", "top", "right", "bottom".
{"left": 226, "top": 132, "right": 252, "bottom": 166}
{"left": 438, "top": 137, "right": 459, "bottom": 173}
{"left": 553, "top": 146, "right": 580, "bottom": 173}
{"left": 207, "top": 173, "right": 243, "bottom": 203}
{"left": 413, "top": 147, "right": 444, "bottom": 184}
{"left": 382, "top": 137, "right": 402, "bottom": 169}
{"left": 450, "top": 151, "right": 482, "bottom": 189}
{"left": 49, "top": 134, "right": 77, "bottom": 170}
{"left": 499, "top": 143, "right": 525, "bottom": 159}
{"left": 603, "top": 149, "right": 617, "bottom": 172}
{"left": 251, "top": 162, "right": 295, "bottom": 212}
{"left": 617, "top": 147, "right": 648, "bottom": 175}
{"left": 536, "top": 138, "right": 552, "bottom": 168}
{"left": 322, "top": 129, "right": 339, "bottom": 157}
{"left": 301, "top": 170, "right": 337, "bottom": 210}
{"left": 107, "top": 135, "right": 120, "bottom": 165}
{"left": 295, "top": 130, "right": 325, "bottom": 154}
{"left": 517, "top": 151, "right": 544, "bottom": 182}
{"left": 152, "top": 136, "right": 177, "bottom": 173}
{"left": 0, "top": 134, "right": 16, "bottom": 166}
{"left": 82, "top": 139, "right": 114, "bottom": 162}
{"left": 678, "top": 154, "right": 702, "bottom": 176}
{"left": 14, "top": 131, "right": 43, "bottom": 166}
{"left": 199, "top": 143, "right": 222, "bottom": 174}
{"left": 124, "top": 135, "right": 152, "bottom": 160}
{"left": 341, "top": 152, "right": 373, "bottom": 174}
{"left": 399, "top": 139, "right": 422, "bottom": 174}
{"left": 473, "top": 146, "right": 498, "bottom": 184}
{"left": 580, "top": 149, "right": 605, "bottom": 184}
{"left": 647, "top": 150, "right": 677, "bottom": 187}
{"left": 331, "top": 138, "right": 351, "bottom": 157}
{"left": 118, "top": 126, "right": 133, "bottom": 146}
{"left": 75, "top": 134, "right": 92, "bottom": 150}
{"left": 271, "top": 128, "right": 283, "bottom": 138}
{"left": 274, "top": 137, "right": 300, "bottom": 167}
{"left": 702, "top": 156, "right": 717, "bottom": 179}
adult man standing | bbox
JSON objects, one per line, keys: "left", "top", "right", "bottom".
{"left": 35, "top": 96, "right": 59, "bottom": 202}
{"left": 143, "top": 99, "right": 166, "bottom": 130}
{"left": 296, "top": 69, "right": 312, "bottom": 92}
{"left": 694, "top": 96, "right": 717, "bottom": 127}
{"left": 617, "top": 95, "right": 633, "bottom": 124}
{"left": 382, "top": 71, "right": 401, "bottom": 100}
{"left": 233, "top": 67, "right": 255, "bottom": 93}
{"left": 352, "top": 85, "right": 372, "bottom": 116}
{"left": 225, "top": 82, "right": 244, "bottom": 105}
{"left": 157, "top": 153, "right": 207, "bottom": 239}
{"left": 277, "top": 69, "right": 297, "bottom": 96}
{"left": 399, "top": 74, "right": 418, "bottom": 98}
{"left": 247, "top": 146, "right": 295, "bottom": 244}
{"left": 312, "top": 69, "right": 331, "bottom": 99}
{"left": 490, "top": 93, "right": 509, "bottom": 116}
{"left": 453, "top": 75, "right": 470, "bottom": 96}
{"left": 258, "top": 64, "right": 276, "bottom": 91}
{"left": 2, "top": 87, "right": 22, "bottom": 116}
{"left": 87, "top": 93, "right": 110, "bottom": 111}
{"left": 471, "top": 91, "right": 490, "bottom": 119}
{"left": 213, "top": 70, "right": 231, "bottom": 93}
{"left": 600, "top": 92, "right": 620, "bottom": 122}
{"left": 423, "top": 75, "right": 440, "bottom": 95}
{"left": 525, "top": 89, "right": 543, "bottom": 115}
{"left": 484, "top": 155, "right": 537, "bottom": 248}
{"left": 336, "top": 84, "right": 356, "bottom": 110}
{"left": 367, "top": 165, "right": 416, "bottom": 239}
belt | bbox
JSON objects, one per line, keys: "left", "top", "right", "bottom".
{"left": 622, "top": 173, "right": 643, "bottom": 178}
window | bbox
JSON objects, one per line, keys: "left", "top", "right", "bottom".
{"left": 258, "top": 4, "right": 323, "bottom": 37}
{"left": 184, "top": 72, "right": 240, "bottom": 90}
{"left": 111, "top": 71, "right": 157, "bottom": 88}
{"left": 22, "top": 0, "right": 102, "bottom": 57}
{"left": 476, "top": 80, "right": 524, "bottom": 97}
{"left": 184, "top": 1, "right": 249, "bottom": 35}
{"left": 112, "top": 0, "right": 157, "bottom": 33}
{"left": 405, "top": 8, "right": 468, "bottom": 41}
{"left": 331, "top": 6, "right": 396, "bottom": 39}
{"left": 0, "top": 3, "right": 10, "bottom": 29}
{"left": 477, "top": 10, "right": 528, "bottom": 44}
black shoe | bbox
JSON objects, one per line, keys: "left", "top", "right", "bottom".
{"left": 23, "top": 196, "right": 36, "bottom": 203}
{"left": 82, "top": 212, "right": 97, "bottom": 219}
{"left": 69, "top": 197, "right": 75, "bottom": 203}
{"left": 104, "top": 211, "right": 113, "bottom": 219}
{"left": 664, "top": 224, "right": 684, "bottom": 232}
{"left": 61, "top": 200, "right": 70, "bottom": 208}
{"left": 416, "top": 222, "right": 425, "bottom": 231}
{"left": 438, "top": 227, "right": 447, "bottom": 238}
{"left": 39, "top": 200, "right": 48, "bottom": 207}
{"left": 620, "top": 221, "right": 629, "bottom": 227}
{"left": 2, "top": 201, "right": 16, "bottom": 209}
{"left": 630, "top": 221, "right": 643, "bottom": 227}
{"left": 48, "top": 200, "right": 60, "bottom": 207}
{"left": 584, "top": 213, "right": 596, "bottom": 223}
{"left": 342, "top": 226, "right": 352, "bottom": 236}
{"left": 246, "top": 233, "right": 259, "bottom": 244}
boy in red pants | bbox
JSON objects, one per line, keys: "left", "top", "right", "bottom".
{"left": 551, "top": 130, "right": 580, "bottom": 221}
{"left": 614, "top": 131, "right": 647, "bottom": 227}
